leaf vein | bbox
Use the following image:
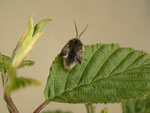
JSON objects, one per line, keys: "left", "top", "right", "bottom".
{"left": 91, "top": 47, "right": 120, "bottom": 81}
{"left": 76, "top": 44, "right": 104, "bottom": 85}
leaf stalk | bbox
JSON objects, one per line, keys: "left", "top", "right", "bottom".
{"left": 33, "top": 100, "right": 50, "bottom": 113}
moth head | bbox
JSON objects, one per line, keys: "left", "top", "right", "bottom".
{"left": 68, "top": 38, "right": 83, "bottom": 49}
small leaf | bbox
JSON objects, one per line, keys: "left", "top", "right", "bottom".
{"left": 18, "top": 60, "right": 35, "bottom": 68}
{"left": 5, "top": 76, "right": 41, "bottom": 93}
{"left": 122, "top": 95, "right": 150, "bottom": 113}
{"left": 44, "top": 43, "right": 150, "bottom": 103}
{"left": 101, "top": 108, "right": 109, "bottom": 113}
{"left": 33, "top": 18, "right": 52, "bottom": 36}
{"left": 0, "top": 54, "right": 40, "bottom": 93}
{"left": 0, "top": 53, "right": 12, "bottom": 73}
{"left": 0, "top": 59, "right": 17, "bottom": 93}
{"left": 0, "top": 52, "right": 35, "bottom": 74}
{"left": 14, "top": 77, "right": 41, "bottom": 88}
{"left": 0, "top": 52, "right": 11, "bottom": 61}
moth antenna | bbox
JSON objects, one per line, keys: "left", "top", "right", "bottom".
{"left": 74, "top": 21, "right": 78, "bottom": 38}
{"left": 79, "top": 24, "right": 89, "bottom": 38}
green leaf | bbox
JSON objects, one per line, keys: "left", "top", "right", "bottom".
{"left": 0, "top": 52, "right": 35, "bottom": 74}
{"left": 44, "top": 43, "right": 150, "bottom": 103}
{"left": 12, "top": 77, "right": 41, "bottom": 90}
{"left": 5, "top": 76, "right": 41, "bottom": 93}
{"left": 12, "top": 16, "right": 51, "bottom": 67}
{"left": 33, "top": 18, "right": 52, "bottom": 36}
{"left": 101, "top": 108, "right": 109, "bottom": 113}
{"left": 0, "top": 52, "right": 11, "bottom": 73}
{"left": 122, "top": 95, "right": 150, "bottom": 113}
{"left": 42, "top": 110, "right": 72, "bottom": 113}
{"left": 0, "top": 54, "right": 40, "bottom": 93}
{"left": 0, "top": 59, "right": 17, "bottom": 93}
{"left": 18, "top": 60, "right": 35, "bottom": 68}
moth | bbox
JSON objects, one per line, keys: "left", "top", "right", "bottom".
{"left": 60, "top": 21, "right": 88, "bottom": 70}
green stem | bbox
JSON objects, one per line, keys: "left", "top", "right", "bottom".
{"left": 85, "top": 104, "right": 96, "bottom": 113}
{"left": 1, "top": 73, "right": 5, "bottom": 87}
{"left": 85, "top": 104, "right": 90, "bottom": 113}
{"left": 91, "top": 104, "right": 96, "bottom": 113}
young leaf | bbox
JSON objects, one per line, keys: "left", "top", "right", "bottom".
{"left": 5, "top": 76, "right": 41, "bottom": 93}
{"left": 0, "top": 59, "right": 17, "bottom": 93}
{"left": 122, "top": 95, "right": 150, "bottom": 113}
{"left": 12, "top": 16, "right": 51, "bottom": 67}
{"left": 18, "top": 60, "right": 35, "bottom": 69}
{"left": 0, "top": 52, "right": 11, "bottom": 73}
{"left": 0, "top": 55, "right": 40, "bottom": 93}
{"left": 0, "top": 53, "right": 35, "bottom": 74}
{"left": 44, "top": 43, "right": 150, "bottom": 103}
{"left": 33, "top": 18, "right": 52, "bottom": 36}
{"left": 101, "top": 108, "right": 109, "bottom": 113}
{"left": 12, "top": 77, "right": 41, "bottom": 90}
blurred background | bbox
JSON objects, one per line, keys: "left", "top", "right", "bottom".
{"left": 0, "top": 0, "right": 150, "bottom": 113}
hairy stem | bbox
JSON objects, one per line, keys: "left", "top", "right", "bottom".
{"left": 1, "top": 74, "right": 19, "bottom": 113}
{"left": 33, "top": 100, "right": 50, "bottom": 113}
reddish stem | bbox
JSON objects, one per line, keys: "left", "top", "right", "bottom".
{"left": 1, "top": 74, "right": 19, "bottom": 113}
{"left": 4, "top": 94, "right": 19, "bottom": 113}
{"left": 33, "top": 100, "right": 50, "bottom": 113}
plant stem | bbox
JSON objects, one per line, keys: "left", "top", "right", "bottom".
{"left": 85, "top": 104, "right": 90, "bottom": 113}
{"left": 1, "top": 74, "right": 19, "bottom": 113}
{"left": 33, "top": 100, "right": 50, "bottom": 113}
{"left": 91, "top": 104, "right": 96, "bottom": 113}
{"left": 1, "top": 73, "right": 5, "bottom": 87}
{"left": 85, "top": 104, "right": 96, "bottom": 113}
{"left": 4, "top": 94, "right": 19, "bottom": 113}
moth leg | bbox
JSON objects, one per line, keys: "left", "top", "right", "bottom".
{"left": 75, "top": 55, "right": 82, "bottom": 64}
{"left": 75, "top": 48, "right": 83, "bottom": 64}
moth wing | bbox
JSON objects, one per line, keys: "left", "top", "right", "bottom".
{"left": 60, "top": 44, "right": 70, "bottom": 58}
{"left": 75, "top": 49, "right": 83, "bottom": 64}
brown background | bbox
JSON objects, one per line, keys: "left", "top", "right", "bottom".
{"left": 0, "top": 0, "right": 150, "bottom": 113}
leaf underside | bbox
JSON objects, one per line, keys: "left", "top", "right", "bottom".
{"left": 122, "top": 95, "right": 150, "bottom": 113}
{"left": 44, "top": 43, "right": 150, "bottom": 104}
